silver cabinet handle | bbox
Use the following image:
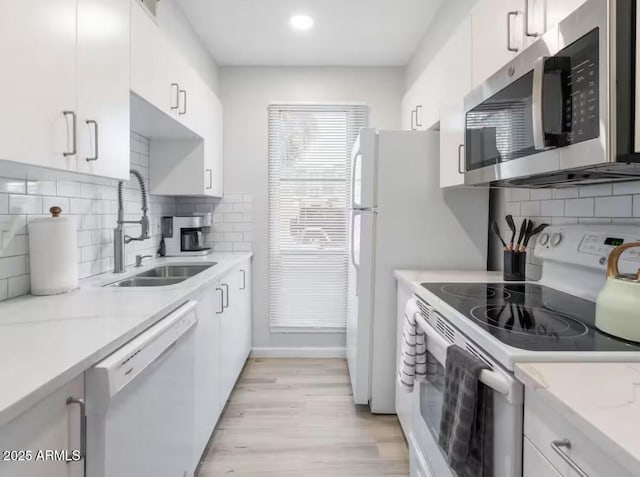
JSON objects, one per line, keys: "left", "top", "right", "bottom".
{"left": 86, "top": 120, "right": 98, "bottom": 162}
{"left": 179, "top": 90, "right": 187, "bottom": 115}
{"left": 507, "top": 11, "right": 520, "bottom": 52}
{"left": 551, "top": 439, "right": 589, "bottom": 477}
{"left": 170, "top": 83, "right": 180, "bottom": 110}
{"left": 216, "top": 287, "right": 224, "bottom": 314}
{"left": 66, "top": 397, "right": 86, "bottom": 461}
{"left": 458, "top": 144, "right": 465, "bottom": 174}
{"left": 524, "top": 0, "right": 539, "bottom": 38}
{"left": 410, "top": 109, "right": 417, "bottom": 131}
{"left": 221, "top": 283, "right": 229, "bottom": 309}
{"left": 240, "top": 269, "right": 246, "bottom": 290}
{"left": 206, "top": 169, "right": 213, "bottom": 189}
{"left": 415, "top": 105, "right": 423, "bottom": 128}
{"left": 62, "top": 111, "right": 77, "bottom": 157}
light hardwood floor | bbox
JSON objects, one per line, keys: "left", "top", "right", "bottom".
{"left": 198, "top": 358, "right": 409, "bottom": 476}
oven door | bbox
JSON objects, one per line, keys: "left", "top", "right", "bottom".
{"left": 410, "top": 300, "right": 523, "bottom": 477}
{"left": 463, "top": 0, "right": 610, "bottom": 186}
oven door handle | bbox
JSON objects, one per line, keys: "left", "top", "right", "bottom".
{"left": 413, "top": 303, "right": 514, "bottom": 399}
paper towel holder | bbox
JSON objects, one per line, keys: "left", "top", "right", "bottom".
{"left": 50, "top": 206, "right": 62, "bottom": 218}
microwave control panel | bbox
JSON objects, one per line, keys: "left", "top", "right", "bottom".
{"left": 562, "top": 27, "right": 599, "bottom": 145}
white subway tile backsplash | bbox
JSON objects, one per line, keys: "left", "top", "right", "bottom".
{"left": 595, "top": 195, "right": 632, "bottom": 217}
{"left": 224, "top": 213, "right": 243, "bottom": 223}
{"left": 0, "top": 178, "right": 26, "bottom": 194}
{"left": 27, "top": 180, "right": 57, "bottom": 196}
{"left": 520, "top": 201, "right": 540, "bottom": 217}
{"left": 8, "top": 275, "right": 29, "bottom": 299}
{"left": 564, "top": 198, "right": 594, "bottom": 217}
{"left": 9, "top": 195, "right": 42, "bottom": 214}
{"left": 509, "top": 189, "right": 530, "bottom": 201}
{"left": 0, "top": 256, "right": 26, "bottom": 279}
{"left": 634, "top": 195, "right": 640, "bottom": 217}
{"left": 580, "top": 184, "right": 612, "bottom": 197}
{"left": 552, "top": 188, "right": 580, "bottom": 199}
{"left": 0, "top": 134, "right": 174, "bottom": 301}
{"left": 540, "top": 200, "right": 565, "bottom": 217}
{"left": 530, "top": 189, "right": 553, "bottom": 200}
{"left": 612, "top": 181, "right": 640, "bottom": 196}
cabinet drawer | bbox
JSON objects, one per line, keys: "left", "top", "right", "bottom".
{"left": 524, "top": 390, "right": 633, "bottom": 477}
{"left": 523, "top": 437, "right": 561, "bottom": 477}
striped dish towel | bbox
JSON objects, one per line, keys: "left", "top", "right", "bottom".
{"left": 398, "top": 298, "right": 427, "bottom": 392}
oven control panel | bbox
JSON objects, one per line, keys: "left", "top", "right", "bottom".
{"left": 535, "top": 225, "right": 640, "bottom": 269}
{"left": 578, "top": 233, "right": 640, "bottom": 261}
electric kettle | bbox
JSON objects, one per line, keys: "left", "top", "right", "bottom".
{"left": 595, "top": 243, "right": 640, "bottom": 342}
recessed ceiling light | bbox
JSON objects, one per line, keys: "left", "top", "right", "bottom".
{"left": 290, "top": 14, "right": 314, "bottom": 31}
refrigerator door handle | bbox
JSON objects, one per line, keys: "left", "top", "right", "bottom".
{"left": 350, "top": 210, "right": 360, "bottom": 269}
{"left": 351, "top": 152, "right": 362, "bottom": 208}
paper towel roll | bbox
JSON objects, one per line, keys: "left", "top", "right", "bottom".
{"left": 28, "top": 207, "right": 78, "bottom": 295}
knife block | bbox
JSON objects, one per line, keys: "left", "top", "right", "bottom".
{"left": 504, "top": 251, "right": 526, "bottom": 281}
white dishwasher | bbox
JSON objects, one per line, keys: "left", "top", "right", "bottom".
{"left": 86, "top": 301, "right": 198, "bottom": 477}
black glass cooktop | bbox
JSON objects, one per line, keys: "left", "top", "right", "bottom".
{"left": 420, "top": 282, "right": 640, "bottom": 352}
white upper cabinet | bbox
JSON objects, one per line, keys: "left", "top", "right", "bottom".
{"left": 75, "top": 0, "right": 131, "bottom": 179}
{"left": 439, "top": 17, "right": 472, "bottom": 188}
{"left": 0, "top": 0, "right": 130, "bottom": 180}
{"left": 545, "top": 0, "right": 588, "bottom": 32}
{"left": 471, "top": 0, "right": 525, "bottom": 89}
{"left": 0, "top": 0, "right": 77, "bottom": 172}
{"left": 131, "top": 1, "right": 224, "bottom": 197}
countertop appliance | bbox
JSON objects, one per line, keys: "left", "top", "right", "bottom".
{"left": 409, "top": 224, "right": 640, "bottom": 477}
{"left": 86, "top": 301, "right": 198, "bottom": 477}
{"left": 347, "top": 129, "right": 489, "bottom": 413}
{"left": 162, "top": 214, "right": 212, "bottom": 257}
{"left": 596, "top": 242, "right": 640, "bottom": 342}
{"left": 463, "top": 0, "right": 640, "bottom": 188}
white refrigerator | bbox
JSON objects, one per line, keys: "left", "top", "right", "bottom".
{"left": 346, "top": 129, "right": 489, "bottom": 413}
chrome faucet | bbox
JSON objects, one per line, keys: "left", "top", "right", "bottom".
{"left": 113, "top": 169, "right": 150, "bottom": 273}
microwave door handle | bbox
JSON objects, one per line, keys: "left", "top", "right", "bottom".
{"left": 532, "top": 56, "right": 548, "bottom": 150}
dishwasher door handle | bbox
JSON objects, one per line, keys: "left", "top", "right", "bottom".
{"left": 66, "top": 397, "right": 86, "bottom": 461}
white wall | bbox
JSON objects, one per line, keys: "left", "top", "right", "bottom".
{"left": 156, "top": 0, "right": 220, "bottom": 94}
{"left": 220, "top": 66, "right": 404, "bottom": 350}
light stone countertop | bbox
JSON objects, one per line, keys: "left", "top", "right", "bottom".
{"left": 0, "top": 252, "right": 252, "bottom": 427}
{"left": 516, "top": 362, "right": 640, "bottom": 475}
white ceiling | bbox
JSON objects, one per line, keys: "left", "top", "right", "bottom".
{"left": 176, "top": 0, "right": 444, "bottom": 66}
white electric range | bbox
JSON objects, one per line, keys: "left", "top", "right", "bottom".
{"left": 401, "top": 224, "right": 640, "bottom": 477}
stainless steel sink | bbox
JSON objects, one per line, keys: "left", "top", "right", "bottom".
{"left": 135, "top": 264, "right": 216, "bottom": 279}
{"left": 105, "top": 262, "right": 217, "bottom": 287}
{"left": 108, "top": 277, "right": 187, "bottom": 287}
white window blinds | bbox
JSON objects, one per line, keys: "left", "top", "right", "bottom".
{"left": 268, "top": 104, "right": 368, "bottom": 330}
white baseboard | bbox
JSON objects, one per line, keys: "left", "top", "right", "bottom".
{"left": 251, "top": 347, "right": 346, "bottom": 358}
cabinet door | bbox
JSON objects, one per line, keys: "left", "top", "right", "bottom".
{"left": 237, "top": 261, "right": 252, "bottom": 362}
{"left": 523, "top": 437, "right": 561, "bottom": 477}
{"left": 471, "top": 0, "right": 524, "bottom": 88}
{"left": 193, "top": 280, "right": 223, "bottom": 468}
{"left": 131, "top": 2, "right": 174, "bottom": 116}
{"left": 204, "top": 92, "right": 224, "bottom": 197}
{"left": 546, "top": 0, "right": 588, "bottom": 32}
{"left": 439, "top": 17, "right": 471, "bottom": 188}
{"left": 0, "top": 0, "right": 77, "bottom": 171}
{"left": 0, "top": 375, "right": 84, "bottom": 477}
{"left": 219, "top": 266, "right": 249, "bottom": 404}
{"left": 76, "top": 0, "right": 130, "bottom": 180}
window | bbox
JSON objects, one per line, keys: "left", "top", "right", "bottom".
{"left": 268, "top": 104, "right": 368, "bottom": 330}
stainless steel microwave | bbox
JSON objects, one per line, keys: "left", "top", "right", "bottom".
{"left": 463, "top": 0, "right": 640, "bottom": 187}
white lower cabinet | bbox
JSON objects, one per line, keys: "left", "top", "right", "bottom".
{"left": 192, "top": 279, "right": 223, "bottom": 470}
{"left": 523, "top": 437, "right": 561, "bottom": 477}
{"left": 0, "top": 375, "right": 85, "bottom": 477}
{"left": 192, "top": 259, "right": 252, "bottom": 466}
{"left": 524, "top": 390, "right": 634, "bottom": 477}
{"left": 219, "top": 260, "right": 253, "bottom": 404}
